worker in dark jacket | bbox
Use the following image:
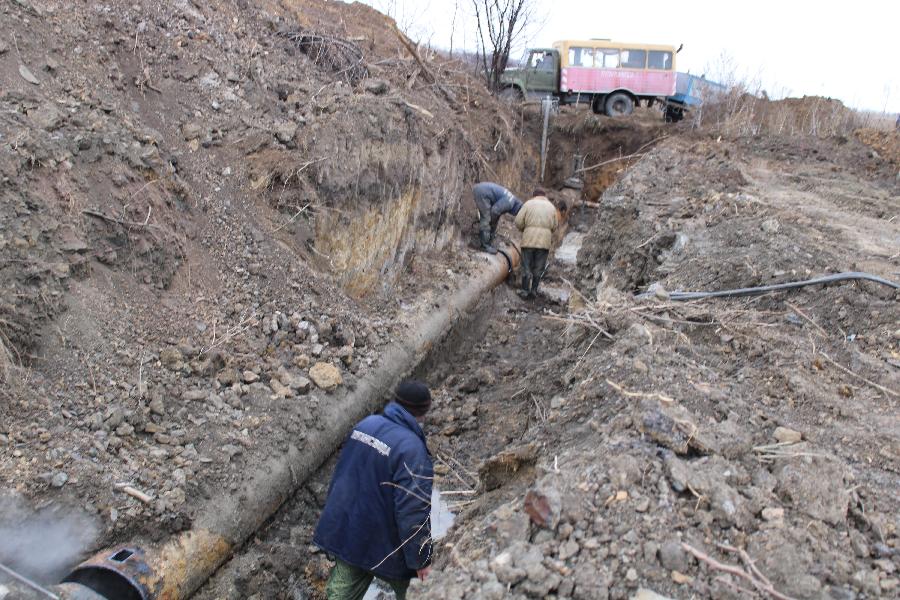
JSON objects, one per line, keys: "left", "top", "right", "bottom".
{"left": 472, "top": 182, "right": 524, "bottom": 254}
{"left": 314, "top": 380, "right": 434, "bottom": 600}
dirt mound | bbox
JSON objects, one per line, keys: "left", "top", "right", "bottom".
{"left": 699, "top": 93, "right": 878, "bottom": 140}
{"left": 857, "top": 128, "right": 900, "bottom": 169}
{"left": 412, "top": 130, "right": 899, "bottom": 600}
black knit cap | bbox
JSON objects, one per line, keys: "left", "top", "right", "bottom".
{"left": 394, "top": 379, "right": 432, "bottom": 417}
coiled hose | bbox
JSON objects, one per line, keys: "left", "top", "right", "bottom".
{"left": 640, "top": 271, "right": 900, "bottom": 301}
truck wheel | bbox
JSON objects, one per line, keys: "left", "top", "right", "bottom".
{"left": 499, "top": 87, "right": 523, "bottom": 103}
{"left": 604, "top": 93, "right": 634, "bottom": 117}
{"left": 665, "top": 105, "right": 684, "bottom": 122}
{"left": 591, "top": 96, "right": 604, "bottom": 114}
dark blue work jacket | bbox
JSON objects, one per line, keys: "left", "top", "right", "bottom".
{"left": 313, "top": 402, "right": 433, "bottom": 581}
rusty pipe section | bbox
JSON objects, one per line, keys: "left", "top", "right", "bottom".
{"left": 55, "top": 244, "right": 525, "bottom": 600}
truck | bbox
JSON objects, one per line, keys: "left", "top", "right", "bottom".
{"left": 663, "top": 71, "right": 728, "bottom": 121}
{"left": 500, "top": 39, "right": 723, "bottom": 119}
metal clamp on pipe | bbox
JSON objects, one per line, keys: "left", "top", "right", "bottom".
{"left": 496, "top": 242, "right": 521, "bottom": 275}
{"left": 62, "top": 547, "right": 151, "bottom": 600}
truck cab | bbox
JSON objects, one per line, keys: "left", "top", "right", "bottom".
{"left": 499, "top": 48, "right": 560, "bottom": 100}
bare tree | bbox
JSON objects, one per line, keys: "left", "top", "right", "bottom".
{"left": 470, "top": 0, "right": 535, "bottom": 91}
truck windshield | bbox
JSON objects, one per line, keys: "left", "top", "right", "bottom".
{"left": 528, "top": 51, "right": 555, "bottom": 71}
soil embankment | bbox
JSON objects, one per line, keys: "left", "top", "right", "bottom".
{"left": 0, "top": 0, "right": 529, "bottom": 564}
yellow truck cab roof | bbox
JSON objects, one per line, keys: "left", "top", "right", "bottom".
{"left": 552, "top": 40, "right": 677, "bottom": 52}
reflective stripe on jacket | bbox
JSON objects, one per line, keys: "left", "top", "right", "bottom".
{"left": 515, "top": 196, "right": 559, "bottom": 250}
{"left": 313, "top": 403, "right": 433, "bottom": 581}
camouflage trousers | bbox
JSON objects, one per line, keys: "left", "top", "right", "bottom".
{"left": 325, "top": 558, "right": 410, "bottom": 600}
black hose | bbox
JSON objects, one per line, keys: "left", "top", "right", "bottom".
{"left": 640, "top": 271, "right": 900, "bottom": 301}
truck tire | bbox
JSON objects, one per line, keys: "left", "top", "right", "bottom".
{"left": 499, "top": 86, "right": 523, "bottom": 103}
{"left": 605, "top": 93, "right": 634, "bottom": 117}
{"left": 591, "top": 96, "right": 604, "bottom": 114}
{"left": 665, "top": 104, "right": 684, "bottom": 122}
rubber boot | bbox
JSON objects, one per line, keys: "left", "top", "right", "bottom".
{"left": 480, "top": 229, "right": 497, "bottom": 254}
{"left": 518, "top": 274, "right": 532, "bottom": 299}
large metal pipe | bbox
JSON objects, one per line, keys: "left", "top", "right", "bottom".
{"left": 58, "top": 245, "right": 523, "bottom": 600}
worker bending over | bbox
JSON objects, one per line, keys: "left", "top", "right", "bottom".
{"left": 472, "top": 182, "right": 523, "bottom": 254}
{"left": 314, "top": 380, "right": 434, "bottom": 600}
{"left": 515, "top": 188, "right": 558, "bottom": 299}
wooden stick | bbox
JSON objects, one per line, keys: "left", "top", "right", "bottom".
{"left": 115, "top": 483, "right": 154, "bottom": 504}
{"left": 819, "top": 351, "right": 898, "bottom": 398}
{"left": 390, "top": 23, "right": 435, "bottom": 84}
{"left": 784, "top": 301, "right": 827, "bottom": 337}
{"left": 682, "top": 542, "right": 797, "bottom": 600}
{"left": 606, "top": 378, "right": 676, "bottom": 404}
{"left": 578, "top": 152, "right": 647, "bottom": 174}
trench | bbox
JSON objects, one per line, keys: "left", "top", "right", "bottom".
{"left": 179, "top": 113, "right": 662, "bottom": 600}
{"left": 192, "top": 210, "right": 602, "bottom": 600}
{"left": 25, "top": 110, "right": 664, "bottom": 600}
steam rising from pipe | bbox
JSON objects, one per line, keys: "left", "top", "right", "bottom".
{"left": 0, "top": 493, "right": 98, "bottom": 586}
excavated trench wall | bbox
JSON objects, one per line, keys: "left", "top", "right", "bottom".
{"left": 255, "top": 96, "right": 529, "bottom": 298}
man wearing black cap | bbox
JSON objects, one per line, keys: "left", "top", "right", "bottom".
{"left": 314, "top": 380, "right": 434, "bottom": 600}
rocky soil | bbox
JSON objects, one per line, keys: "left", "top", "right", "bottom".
{"left": 0, "top": 0, "right": 530, "bottom": 565}
{"left": 409, "top": 129, "right": 899, "bottom": 600}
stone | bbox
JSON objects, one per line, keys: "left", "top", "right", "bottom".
{"left": 761, "top": 506, "right": 785, "bottom": 522}
{"left": 51, "top": 471, "right": 68, "bottom": 488}
{"left": 199, "top": 71, "right": 221, "bottom": 89}
{"left": 278, "top": 367, "right": 311, "bottom": 393}
{"left": 775, "top": 458, "right": 849, "bottom": 524}
{"left": 574, "top": 563, "right": 609, "bottom": 600}
{"left": 274, "top": 121, "right": 298, "bottom": 145}
{"left": 28, "top": 103, "right": 63, "bottom": 130}
{"left": 559, "top": 539, "right": 580, "bottom": 561}
{"left": 524, "top": 483, "right": 561, "bottom": 529}
{"left": 183, "top": 389, "right": 208, "bottom": 402}
{"left": 182, "top": 121, "right": 203, "bottom": 141}
{"left": 761, "top": 218, "right": 781, "bottom": 234}
{"left": 270, "top": 379, "right": 294, "bottom": 399}
{"left": 363, "top": 78, "right": 389, "bottom": 95}
{"left": 625, "top": 568, "right": 638, "bottom": 581}
{"left": 217, "top": 368, "right": 241, "bottom": 386}
{"left": 774, "top": 426, "right": 802, "bottom": 443}
{"left": 658, "top": 540, "right": 688, "bottom": 572}
{"left": 309, "top": 362, "right": 342, "bottom": 391}
{"left": 632, "top": 590, "right": 674, "bottom": 600}
{"left": 19, "top": 64, "right": 40, "bottom": 85}
{"left": 104, "top": 407, "right": 125, "bottom": 429}
{"left": 242, "top": 370, "right": 259, "bottom": 383}
{"left": 160, "top": 348, "right": 184, "bottom": 369}
{"left": 671, "top": 571, "right": 692, "bottom": 584}
{"left": 490, "top": 551, "right": 525, "bottom": 585}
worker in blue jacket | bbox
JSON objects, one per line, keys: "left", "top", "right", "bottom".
{"left": 472, "top": 182, "right": 524, "bottom": 254}
{"left": 314, "top": 380, "right": 434, "bottom": 600}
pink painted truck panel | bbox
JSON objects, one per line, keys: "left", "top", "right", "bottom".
{"left": 560, "top": 67, "right": 676, "bottom": 96}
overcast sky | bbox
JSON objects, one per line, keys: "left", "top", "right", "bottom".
{"left": 360, "top": 0, "right": 900, "bottom": 113}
